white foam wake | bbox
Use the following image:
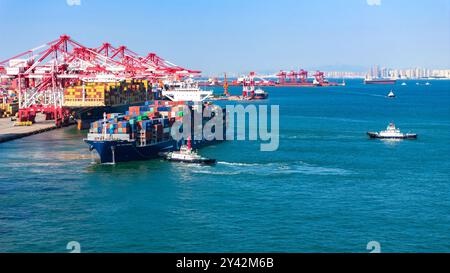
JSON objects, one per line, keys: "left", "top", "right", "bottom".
{"left": 190, "top": 161, "right": 353, "bottom": 177}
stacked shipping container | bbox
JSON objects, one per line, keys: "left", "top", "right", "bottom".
{"left": 88, "top": 101, "right": 186, "bottom": 145}
{"left": 0, "top": 100, "right": 18, "bottom": 118}
{"left": 64, "top": 79, "right": 150, "bottom": 107}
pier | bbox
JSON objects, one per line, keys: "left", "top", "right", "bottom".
{"left": 0, "top": 114, "right": 65, "bottom": 143}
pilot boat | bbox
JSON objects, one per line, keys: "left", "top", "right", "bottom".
{"left": 165, "top": 138, "right": 216, "bottom": 165}
{"left": 367, "top": 123, "right": 417, "bottom": 139}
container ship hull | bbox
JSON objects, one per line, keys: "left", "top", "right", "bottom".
{"left": 252, "top": 96, "right": 268, "bottom": 100}
{"left": 364, "top": 79, "right": 397, "bottom": 85}
{"left": 252, "top": 92, "right": 269, "bottom": 100}
{"left": 85, "top": 138, "right": 220, "bottom": 163}
{"left": 85, "top": 139, "right": 174, "bottom": 163}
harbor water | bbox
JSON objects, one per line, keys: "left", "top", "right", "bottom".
{"left": 0, "top": 79, "right": 449, "bottom": 252}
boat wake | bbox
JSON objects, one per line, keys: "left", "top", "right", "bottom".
{"left": 190, "top": 161, "right": 353, "bottom": 176}
{"left": 343, "top": 91, "right": 386, "bottom": 98}
{"left": 217, "top": 161, "right": 260, "bottom": 167}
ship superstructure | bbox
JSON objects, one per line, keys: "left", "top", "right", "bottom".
{"left": 162, "top": 79, "right": 213, "bottom": 102}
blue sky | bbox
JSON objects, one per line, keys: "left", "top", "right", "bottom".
{"left": 0, "top": 0, "right": 449, "bottom": 74}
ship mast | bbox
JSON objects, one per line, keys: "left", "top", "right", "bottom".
{"left": 223, "top": 73, "right": 229, "bottom": 96}
{"left": 187, "top": 136, "right": 192, "bottom": 150}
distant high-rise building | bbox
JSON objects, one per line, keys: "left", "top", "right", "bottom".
{"left": 322, "top": 67, "right": 449, "bottom": 80}
{"left": 368, "top": 65, "right": 381, "bottom": 78}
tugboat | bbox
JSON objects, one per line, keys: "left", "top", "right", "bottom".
{"left": 165, "top": 138, "right": 216, "bottom": 165}
{"left": 253, "top": 88, "right": 269, "bottom": 100}
{"left": 367, "top": 123, "right": 417, "bottom": 139}
{"left": 387, "top": 90, "right": 396, "bottom": 98}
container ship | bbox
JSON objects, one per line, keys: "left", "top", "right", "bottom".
{"left": 84, "top": 101, "right": 226, "bottom": 164}
{"left": 364, "top": 77, "right": 397, "bottom": 85}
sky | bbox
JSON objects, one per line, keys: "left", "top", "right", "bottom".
{"left": 0, "top": 0, "right": 449, "bottom": 75}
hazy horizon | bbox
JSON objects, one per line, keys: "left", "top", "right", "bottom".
{"left": 0, "top": 0, "right": 449, "bottom": 74}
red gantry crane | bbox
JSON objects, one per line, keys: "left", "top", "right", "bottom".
{"left": 299, "top": 69, "right": 308, "bottom": 83}
{"left": 0, "top": 35, "right": 201, "bottom": 126}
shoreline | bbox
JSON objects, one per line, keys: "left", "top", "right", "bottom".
{"left": 0, "top": 116, "right": 74, "bottom": 144}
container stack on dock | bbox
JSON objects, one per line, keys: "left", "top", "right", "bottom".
{"left": 0, "top": 86, "right": 19, "bottom": 118}
{"left": 0, "top": 100, "right": 18, "bottom": 118}
{"left": 64, "top": 79, "right": 151, "bottom": 107}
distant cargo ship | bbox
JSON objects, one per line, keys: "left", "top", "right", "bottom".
{"left": 253, "top": 89, "right": 269, "bottom": 100}
{"left": 364, "top": 78, "right": 397, "bottom": 85}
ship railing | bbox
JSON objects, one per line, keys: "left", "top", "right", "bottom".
{"left": 86, "top": 133, "right": 131, "bottom": 142}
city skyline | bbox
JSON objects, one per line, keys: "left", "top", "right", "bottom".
{"left": 324, "top": 66, "right": 450, "bottom": 79}
{"left": 204, "top": 66, "right": 450, "bottom": 79}
{"left": 0, "top": 0, "right": 449, "bottom": 74}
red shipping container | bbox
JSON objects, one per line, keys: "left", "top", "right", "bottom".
{"left": 129, "top": 106, "right": 140, "bottom": 116}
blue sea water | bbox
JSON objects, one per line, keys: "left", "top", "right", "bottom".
{"left": 0, "top": 79, "right": 449, "bottom": 253}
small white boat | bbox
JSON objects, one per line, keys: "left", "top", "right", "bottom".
{"left": 367, "top": 123, "right": 417, "bottom": 139}
{"left": 425, "top": 82, "right": 431, "bottom": 86}
{"left": 387, "top": 90, "right": 395, "bottom": 98}
{"left": 401, "top": 82, "right": 407, "bottom": 86}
